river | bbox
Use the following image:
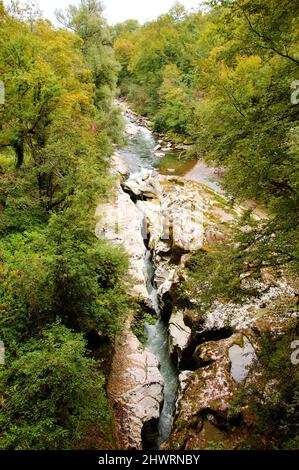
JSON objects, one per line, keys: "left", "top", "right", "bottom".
{"left": 118, "top": 111, "right": 224, "bottom": 449}
{"left": 120, "top": 110, "right": 223, "bottom": 192}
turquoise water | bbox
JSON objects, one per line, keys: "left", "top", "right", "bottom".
{"left": 121, "top": 118, "right": 180, "bottom": 448}
{"left": 121, "top": 115, "right": 222, "bottom": 448}
{"left": 144, "top": 251, "right": 179, "bottom": 448}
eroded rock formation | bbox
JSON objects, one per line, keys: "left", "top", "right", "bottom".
{"left": 108, "top": 331, "right": 163, "bottom": 449}
{"left": 97, "top": 138, "right": 298, "bottom": 451}
{"left": 95, "top": 155, "right": 164, "bottom": 449}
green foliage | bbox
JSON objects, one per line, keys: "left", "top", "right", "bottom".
{"left": 0, "top": 228, "right": 129, "bottom": 345}
{"left": 0, "top": 231, "right": 56, "bottom": 345}
{"left": 0, "top": 1, "right": 129, "bottom": 450}
{"left": 191, "top": 1, "right": 299, "bottom": 276}
{"left": 0, "top": 322, "right": 112, "bottom": 450}
{"left": 228, "top": 331, "right": 299, "bottom": 450}
{"left": 253, "top": 332, "right": 299, "bottom": 449}
{"left": 131, "top": 304, "right": 157, "bottom": 345}
{"left": 56, "top": 0, "right": 121, "bottom": 124}
{"left": 113, "top": 4, "right": 205, "bottom": 126}
{"left": 182, "top": 205, "right": 299, "bottom": 311}
{"left": 1, "top": 0, "right": 298, "bottom": 452}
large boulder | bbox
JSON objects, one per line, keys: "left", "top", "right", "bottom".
{"left": 111, "top": 153, "right": 129, "bottom": 178}
{"left": 160, "top": 178, "right": 204, "bottom": 253}
{"left": 136, "top": 199, "right": 163, "bottom": 248}
{"left": 132, "top": 175, "right": 205, "bottom": 306}
{"left": 122, "top": 170, "right": 162, "bottom": 199}
{"left": 163, "top": 334, "right": 256, "bottom": 450}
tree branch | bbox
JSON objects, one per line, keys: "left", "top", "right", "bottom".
{"left": 240, "top": 8, "right": 299, "bottom": 66}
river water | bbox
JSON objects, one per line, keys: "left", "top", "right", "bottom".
{"left": 120, "top": 112, "right": 223, "bottom": 192}
{"left": 119, "top": 113, "right": 223, "bottom": 448}
{"left": 144, "top": 250, "right": 178, "bottom": 448}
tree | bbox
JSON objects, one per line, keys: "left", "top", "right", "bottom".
{"left": 114, "top": 8, "right": 205, "bottom": 118}
{"left": 0, "top": 2, "right": 130, "bottom": 451}
{"left": 112, "top": 19, "right": 140, "bottom": 40}
{"left": 155, "top": 64, "right": 193, "bottom": 134}
{"left": 0, "top": 323, "right": 112, "bottom": 450}
{"left": 209, "top": 0, "right": 299, "bottom": 65}
{"left": 56, "top": 0, "right": 120, "bottom": 113}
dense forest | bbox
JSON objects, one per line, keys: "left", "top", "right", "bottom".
{"left": 0, "top": 0, "right": 298, "bottom": 452}
{"left": 0, "top": 0, "right": 131, "bottom": 449}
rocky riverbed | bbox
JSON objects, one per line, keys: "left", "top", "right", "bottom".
{"left": 95, "top": 105, "right": 298, "bottom": 450}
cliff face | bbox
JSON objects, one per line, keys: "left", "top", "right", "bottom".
{"left": 95, "top": 155, "right": 164, "bottom": 450}
{"left": 130, "top": 171, "right": 297, "bottom": 451}
{"left": 163, "top": 303, "right": 298, "bottom": 450}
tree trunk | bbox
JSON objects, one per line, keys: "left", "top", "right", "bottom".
{"left": 15, "top": 140, "right": 24, "bottom": 168}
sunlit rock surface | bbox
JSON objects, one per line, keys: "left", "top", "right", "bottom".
{"left": 108, "top": 331, "right": 164, "bottom": 449}
{"left": 95, "top": 180, "right": 147, "bottom": 299}
{"left": 162, "top": 334, "right": 256, "bottom": 450}
{"left": 169, "top": 310, "right": 192, "bottom": 368}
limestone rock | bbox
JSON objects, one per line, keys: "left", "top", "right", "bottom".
{"left": 132, "top": 174, "right": 205, "bottom": 304}
{"left": 177, "top": 370, "right": 193, "bottom": 409}
{"left": 169, "top": 310, "right": 192, "bottom": 367}
{"left": 163, "top": 335, "right": 245, "bottom": 450}
{"left": 122, "top": 170, "right": 162, "bottom": 199}
{"left": 204, "top": 226, "right": 226, "bottom": 244}
{"left": 108, "top": 331, "right": 164, "bottom": 450}
{"left": 111, "top": 153, "right": 129, "bottom": 178}
{"left": 127, "top": 173, "right": 205, "bottom": 254}
{"left": 136, "top": 199, "right": 164, "bottom": 250}
{"left": 95, "top": 182, "right": 147, "bottom": 298}
{"left": 196, "top": 282, "right": 296, "bottom": 335}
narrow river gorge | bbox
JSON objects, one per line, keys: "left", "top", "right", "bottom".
{"left": 115, "top": 105, "right": 221, "bottom": 449}
{"left": 96, "top": 103, "right": 296, "bottom": 451}
{"left": 1, "top": 0, "right": 297, "bottom": 455}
